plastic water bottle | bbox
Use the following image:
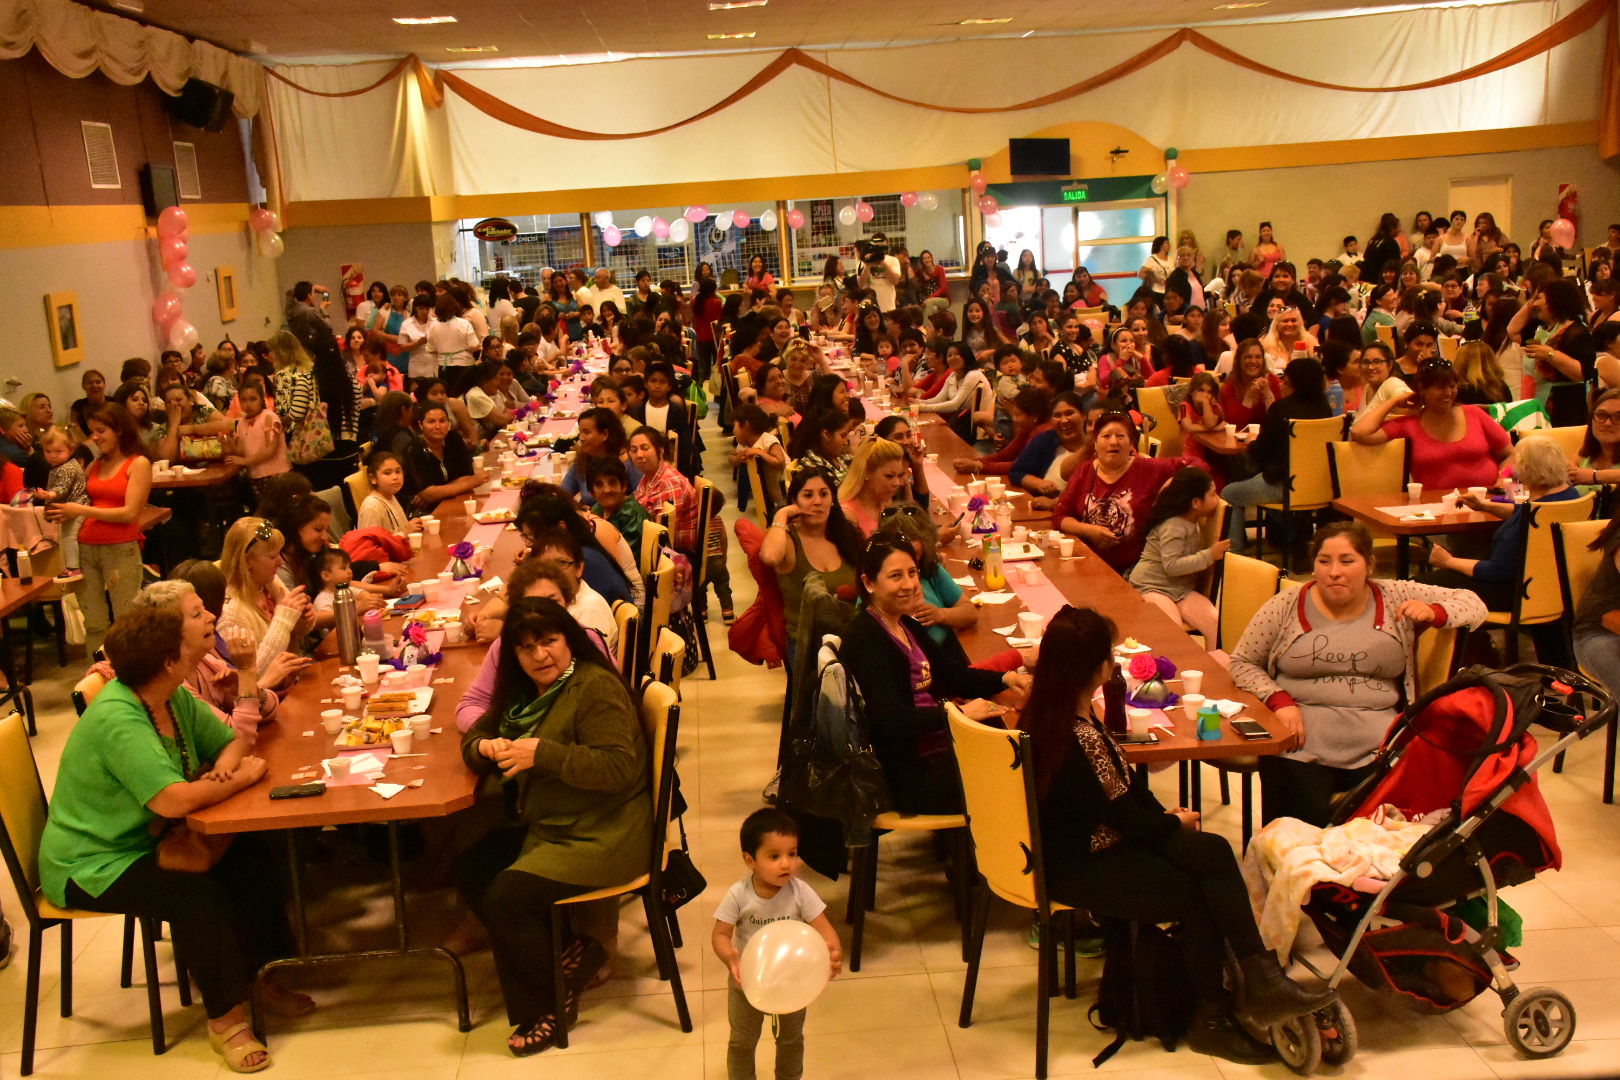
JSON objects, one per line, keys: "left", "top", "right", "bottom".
{"left": 983, "top": 535, "right": 1006, "bottom": 591}
{"left": 333, "top": 582, "right": 361, "bottom": 665}
{"left": 15, "top": 548, "right": 32, "bottom": 584}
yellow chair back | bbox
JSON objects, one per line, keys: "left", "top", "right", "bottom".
{"left": 345, "top": 468, "right": 372, "bottom": 509}
{"left": 1414, "top": 626, "right": 1461, "bottom": 697}
{"left": 640, "top": 520, "right": 669, "bottom": 578}
{"left": 744, "top": 458, "right": 769, "bottom": 528}
{"left": 1517, "top": 494, "right": 1597, "bottom": 623}
{"left": 0, "top": 712, "right": 48, "bottom": 896}
{"left": 945, "top": 703, "right": 1049, "bottom": 913}
{"left": 1219, "top": 551, "right": 1282, "bottom": 650}
{"left": 1327, "top": 438, "right": 1408, "bottom": 498}
{"left": 1136, "top": 386, "right": 1183, "bottom": 458}
{"left": 612, "top": 599, "right": 639, "bottom": 675}
{"left": 1517, "top": 425, "right": 1586, "bottom": 463}
{"left": 693, "top": 478, "right": 718, "bottom": 587}
{"left": 1552, "top": 519, "right": 1607, "bottom": 625}
{"left": 651, "top": 626, "right": 686, "bottom": 693}
{"left": 1275, "top": 415, "right": 1348, "bottom": 509}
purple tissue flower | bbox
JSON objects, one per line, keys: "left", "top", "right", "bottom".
{"left": 1155, "top": 655, "right": 1177, "bottom": 681}
{"left": 966, "top": 495, "right": 988, "bottom": 512}
{"left": 449, "top": 540, "right": 475, "bottom": 559}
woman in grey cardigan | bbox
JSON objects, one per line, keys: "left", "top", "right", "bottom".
{"left": 1229, "top": 522, "right": 1485, "bottom": 827}
{"left": 455, "top": 598, "right": 651, "bottom": 1057}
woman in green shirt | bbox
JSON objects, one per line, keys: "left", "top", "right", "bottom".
{"left": 39, "top": 589, "right": 298, "bottom": 1073}
{"left": 454, "top": 598, "right": 652, "bottom": 1057}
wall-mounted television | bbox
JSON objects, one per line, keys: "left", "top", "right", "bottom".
{"left": 1009, "top": 138, "right": 1071, "bottom": 177}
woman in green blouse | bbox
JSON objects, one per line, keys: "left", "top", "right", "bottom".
{"left": 455, "top": 598, "right": 652, "bottom": 1057}
{"left": 38, "top": 589, "right": 299, "bottom": 1073}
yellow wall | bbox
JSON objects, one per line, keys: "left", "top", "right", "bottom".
{"left": 0, "top": 203, "right": 252, "bottom": 250}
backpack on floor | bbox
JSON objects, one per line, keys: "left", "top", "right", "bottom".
{"left": 1088, "top": 918, "right": 1196, "bottom": 1066}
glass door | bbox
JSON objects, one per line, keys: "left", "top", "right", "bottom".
{"left": 981, "top": 199, "right": 1164, "bottom": 306}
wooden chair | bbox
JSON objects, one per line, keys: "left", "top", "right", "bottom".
{"left": 743, "top": 458, "right": 770, "bottom": 528}
{"left": 1414, "top": 625, "right": 1467, "bottom": 697}
{"left": 689, "top": 479, "right": 720, "bottom": 680}
{"left": 1217, "top": 551, "right": 1282, "bottom": 652}
{"left": 0, "top": 712, "right": 183, "bottom": 1076}
{"left": 70, "top": 669, "right": 106, "bottom": 716}
{"left": 1553, "top": 518, "right": 1617, "bottom": 802}
{"left": 1481, "top": 493, "right": 1595, "bottom": 663}
{"left": 548, "top": 682, "right": 691, "bottom": 1048}
{"left": 947, "top": 704, "right": 1076, "bottom": 1080}
{"left": 1513, "top": 425, "right": 1587, "bottom": 462}
{"left": 1327, "top": 437, "right": 1409, "bottom": 563}
{"left": 665, "top": 430, "right": 680, "bottom": 475}
{"left": 1254, "top": 415, "right": 1349, "bottom": 570}
{"left": 1185, "top": 500, "right": 1228, "bottom": 632}
{"left": 650, "top": 625, "right": 686, "bottom": 694}
{"left": 344, "top": 468, "right": 373, "bottom": 513}
{"left": 611, "top": 599, "right": 639, "bottom": 676}
{"left": 633, "top": 555, "right": 675, "bottom": 687}
{"left": 1139, "top": 434, "right": 1161, "bottom": 458}
{"left": 1136, "top": 385, "right": 1183, "bottom": 457}
{"left": 846, "top": 808, "right": 972, "bottom": 973}
{"left": 638, "top": 520, "right": 669, "bottom": 579}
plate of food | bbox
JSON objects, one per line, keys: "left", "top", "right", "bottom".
{"left": 473, "top": 509, "right": 516, "bottom": 524}
{"left": 335, "top": 715, "right": 410, "bottom": 747}
{"left": 1115, "top": 637, "right": 1152, "bottom": 655}
{"left": 500, "top": 476, "right": 527, "bottom": 488}
{"left": 363, "top": 686, "right": 433, "bottom": 719}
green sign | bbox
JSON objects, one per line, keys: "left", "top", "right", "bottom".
{"left": 1060, "top": 187, "right": 1090, "bottom": 202}
{"left": 987, "top": 175, "right": 1158, "bottom": 205}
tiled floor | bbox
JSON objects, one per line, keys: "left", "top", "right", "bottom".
{"left": 7, "top": 419, "right": 1620, "bottom": 1079}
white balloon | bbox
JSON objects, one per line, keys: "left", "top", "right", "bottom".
{"left": 1150, "top": 173, "right": 1169, "bottom": 195}
{"left": 593, "top": 211, "right": 614, "bottom": 229}
{"left": 715, "top": 213, "right": 732, "bottom": 232}
{"left": 257, "top": 232, "right": 284, "bottom": 258}
{"left": 668, "top": 217, "right": 691, "bottom": 243}
{"left": 838, "top": 205, "right": 858, "bottom": 227}
{"left": 634, "top": 215, "right": 653, "bottom": 237}
{"left": 919, "top": 192, "right": 939, "bottom": 211}
{"left": 760, "top": 209, "right": 778, "bottom": 231}
{"left": 740, "top": 921, "right": 830, "bottom": 1015}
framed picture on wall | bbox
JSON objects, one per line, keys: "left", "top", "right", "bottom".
{"left": 216, "top": 265, "right": 239, "bottom": 322}
{"left": 44, "top": 292, "right": 84, "bottom": 368}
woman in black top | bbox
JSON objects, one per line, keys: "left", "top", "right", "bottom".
{"left": 1025, "top": 606, "right": 1334, "bottom": 1064}
{"left": 1220, "top": 357, "right": 1334, "bottom": 551}
{"left": 371, "top": 391, "right": 417, "bottom": 459}
{"left": 839, "top": 537, "right": 1029, "bottom": 813}
{"left": 404, "top": 399, "right": 482, "bottom": 513}
{"left": 1362, "top": 213, "right": 1405, "bottom": 285}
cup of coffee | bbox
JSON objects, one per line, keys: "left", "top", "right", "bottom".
{"left": 1017, "top": 611, "right": 1045, "bottom": 640}
{"left": 1127, "top": 708, "right": 1152, "bottom": 738}
{"left": 1181, "top": 669, "right": 1204, "bottom": 695}
{"left": 355, "top": 652, "right": 381, "bottom": 684}
{"left": 341, "top": 685, "right": 363, "bottom": 712}
{"left": 409, "top": 533, "right": 423, "bottom": 553}
{"left": 326, "top": 756, "right": 352, "bottom": 780}
{"left": 1058, "top": 537, "right": 1076, "bottom": 557}
{"left": 321, "top": 709, "right": 345, "bottom": 735}
{"left": 409, "top": 716, "right": 430, "bottom": 741}
{"left": 390, "top": 729, "right": 414, "bottom": 755}
{"left": 407, "top": 663, "right": 428, "bottom": 688}
{"left": 425, "top": 518, "right": 441, "bottom": 535}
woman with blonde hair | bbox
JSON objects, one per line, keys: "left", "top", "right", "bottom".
{"left": 1452, "top": 340, "right": 1511, "bottom": 404}
{"left": 216, "top": 517, "right": 313, "bottom": 681}
{"left": 268, "top": 329, "right": 319, "bottom": 441}
{"left": 1259, "top": 307, "right": 1317, "bottom": 371}
{"left": 838, "top": 437, "right": 911, "bottom": 536}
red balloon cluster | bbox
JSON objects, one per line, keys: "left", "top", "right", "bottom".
{"left": 249, "top": 205, "right": 284, "bottom": 259}
{"left": 153, "top": 206, "right": 199, "bottom": 351}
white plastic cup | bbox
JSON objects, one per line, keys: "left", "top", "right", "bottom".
{"left": 967, "top": 480, "right": 987, "bottom": 498}
{"left": 1018, "top": 611, "right": 1045, "bottom": 640}
{"left": 1012, "top": 525, "right": 1028, "bottom": 543}
{"left": 409, "top": 533, "right": 423, "bottom": 552}
{"left": 407, "top": 663, "right": 428, "bottom": 688}
{"left": 1058, "top": 537, "right": 1076, "bottom": 557}
{"left": 425, "top": 518, "right": 441, "bottom": 535}
{"left": 422, "top": 581, "right": 440, "bottom": 601}
{"left": 1181, "top": 694, "right": 1206, "bottom": 721}
{"left": 383, "top": 670, "right": 408, "bottom": 692}
{"left": 464, "top": 498, "right": 477, "bottom": 515}
{"left": 987, "top": 480, "right": 1006, "bottom": 500}
{"left": 437, "top": 571, "right": 453, "bottom": 587}
{"left": 355, "top": 653, "right": 380, "bottom": 684}
{"left": 1019, "top": 564, "right": 1039, "bottom": 585}
{"left": 320, "top": 709, "right": 344, "bottom": 735}
{"left": 1407, "top": 482, "right": 1422, "bottom": 503}
{"left": 326, "top": 756, "right": 352, "bottom": 780}
{"left": 1181, "top": 669, "right": 1204, "bottom": 695}
{"left": 390, "top": 729, "right": 414, "bottom": 756}
{"left": 1223, "top": 423, "right": 1237, "bottom": 436}
{"left": 1127, "top": 708, "right": 1152, "bottom": 738}
{"left": 443, "top": 623, "right": 465, "bottom": 644}
{"left": 948, "top": 492, "right": 968, "bottom": 515}
{"left": 1245, "top": 423, "right": 1260, "bottom": 438}
{"left": 1467, "top": 486, "right": 1488, "bottom": 502}
{"left": 409, "top": 716, "right": 430, "bottom": 741}
{"left": 341, "top": 685, "right": 363, "bottom": 712}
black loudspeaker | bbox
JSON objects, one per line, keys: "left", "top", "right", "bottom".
{"left": 166, "top": 78, "right": 235, "bottom": 132}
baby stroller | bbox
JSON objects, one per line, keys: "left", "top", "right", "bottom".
{"left": 1263, "top": 664, "right": 1615, "bottom": 1075}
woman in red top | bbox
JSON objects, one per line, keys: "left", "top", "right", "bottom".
{"left": 1220, "top": 338, "right": 1282, "bottom": 430}
{"left": 45, "top": 402, "right": 152, "bottom": 639}
{"left": 954, "top": 387, "right": 1050, "bottom": 476}
{"left": 1053, "top": 410, "right": 1205, "bottom": 573}
{"left": 1350, "top": 359, "right": 1511, "bottom": 491}
{"left": 1071, "top": 267, "right": 1109, "bottom": 309}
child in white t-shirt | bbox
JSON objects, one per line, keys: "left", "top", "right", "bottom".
{"left": 306, "top": 546, "right": 352, "bottom": 615}
{"left": 356, "top": 450, "right": 421, "bottom": 534}
{"left": 713, "top": 808, "right": 841, "bottom": 1080}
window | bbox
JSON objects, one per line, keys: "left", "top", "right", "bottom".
{"left": 458, "top": 214, "right": 586, "bottom": 291}
{"left": 786, "top": 191, "right": 964, "bottom": 284}
{"left": 983, "top": 200, "right": 1163, "bottom": 306}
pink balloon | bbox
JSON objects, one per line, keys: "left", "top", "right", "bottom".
{"left": 167, "top": 261, "right": 197, "bottom": 289}
{"left": 970, "top": 172, "right": 988, "bottom": 195}
{"left": 652, "top": 216, "right": 670, "bottom": 239}
{"left": 1168, "top": 165, "right": 1190, "bottom": 190}
{"left": 157, "top": 205, "right": 188, "bottom": 238}
{"left": 684, "top": 205, "right": 707, "bottom": 223}
{"left": 855, "top": 201, "right": 874, "bottom": 223}
{"left": 785, "top": 208, "right": 805, "bottom": 230}
{"left": 152, "top": 292, "right": 183, "bottom": 327}
{"left": 985, "top": 212, "right": 1003, "bottom": 228}
{"left": 160, "top": 235, "right": 188, "bottom": 265}
{"left": 1549, "top": 217, "right": 1577, "bottom": 249}
{"left": 733, "top": 210, "right": 751, "bottom": 229}
{"left": 248, "top": 207, "right": 275, "bottom": 234}
{"left": 603, "top": 225, "right": 622, "bottom": 247}
{"left": 900, "top": 191, "right": 919, "bottom": 208}
{"left": 167, "top": 320, "right": 199, "bottom": 352}
{"left": 978, "top": 195, "right": 1000, "bottom": 216}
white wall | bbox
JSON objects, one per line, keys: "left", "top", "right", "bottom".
{"left": 2, "top": 227, "right": 281, "bottom": 408}
{"left": 1178, "top": 144, "right": 1620, "bottom": 270}
{"left": 275, "top": 222, "right": 440, "bottom": 311}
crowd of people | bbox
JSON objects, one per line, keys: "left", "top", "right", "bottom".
{"left": 6, "top": 206, "right": 1620, "bottom": 1072}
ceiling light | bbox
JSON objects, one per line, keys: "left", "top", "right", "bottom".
{"left": 393, "top": 15, "right": 458, "bottom": 25}
{"left": 445, "top": 45, "right": 499, "bottom": 52}
{"left": 707, "top": 31, "right": 756, "bottom": 39}
{"left": 709, "top": 1, "right": 767, "bottom": 9}
{"left": 1213, "top": 2, "right": 1268, "bottom": 8}
{"left": 958, "top": 17, "right": 1012, "bottom": 25}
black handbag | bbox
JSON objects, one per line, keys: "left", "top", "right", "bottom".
{"left": 659, "top": 815, "right": 706, "bottom": 910}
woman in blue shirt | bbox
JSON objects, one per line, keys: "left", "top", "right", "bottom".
{"left": 1010, "top": 391, "right": 1093, "bottom": 510}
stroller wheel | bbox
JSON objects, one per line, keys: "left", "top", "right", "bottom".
{"left": 1316, "top": 999, "right": 1357, "bottom": 1066}
{"left": 1504, "top": 987, "right": 1576, "bottom": 1059}
{"left": 1270, "top": 1014, "right": 1322, "bottom": 1076}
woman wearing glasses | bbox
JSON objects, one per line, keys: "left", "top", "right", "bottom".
{"left": 1573, "top": 389, "right": 1620, "bottom": 490}
{"left": 841, "top": 536, "right": 1028, "bottom": 814}
{"left": 216, "top": 517, "right": 315, "bottom": 681}
{"left": 1350, "top": 359, "right": 1511, "bottom": 493}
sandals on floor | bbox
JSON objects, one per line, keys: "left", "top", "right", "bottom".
{"left": 509, "top": 1015, "right": 560, "bottom": 1057}
{"left": 208, "top": 1020, "right": 271, "bottom": 1074}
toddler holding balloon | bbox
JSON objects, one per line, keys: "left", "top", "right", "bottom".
{"left": 713, "top": 808, "right": 842, "bottom": 1080}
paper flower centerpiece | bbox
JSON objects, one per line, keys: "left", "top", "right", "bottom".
{"left": 449, "top": 540, "right": 477, "bottom": 580}
{"left": 1126, "top": 652, "right": 1179, "bottom": 708}
{"left": 391, "top": 620, "right": 443, "bottom": 669}
{"left": 1128, "top": 654, "right": 1157, "bottom": 681}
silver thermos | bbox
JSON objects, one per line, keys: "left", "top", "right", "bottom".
{"left": 333, "top": 581, "right": 361, "bottom": 664}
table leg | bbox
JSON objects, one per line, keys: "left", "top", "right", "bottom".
{"left": 1189, "top": 762, "right": 1202, "bottom": 814}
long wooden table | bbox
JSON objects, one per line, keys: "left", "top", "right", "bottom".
{"left": 149, "top": 461, "right": 242, "bottom": 489}
{"left": 1331, "top": 492, "right": 1499, "bottom": 578}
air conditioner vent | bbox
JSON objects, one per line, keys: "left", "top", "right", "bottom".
{"left": 81, "top": 121, "right": 121, "bottom": 189}
{"left": 173, "top": 141, "right": 201, "bottom": 199}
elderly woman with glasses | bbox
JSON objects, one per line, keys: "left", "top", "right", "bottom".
{"left": 1350, "top": 358, "right": 1511, "bottom": 492}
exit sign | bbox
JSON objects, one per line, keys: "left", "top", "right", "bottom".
{"left": 1060, "top": 186, "right": 1090, "bottom": 202}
